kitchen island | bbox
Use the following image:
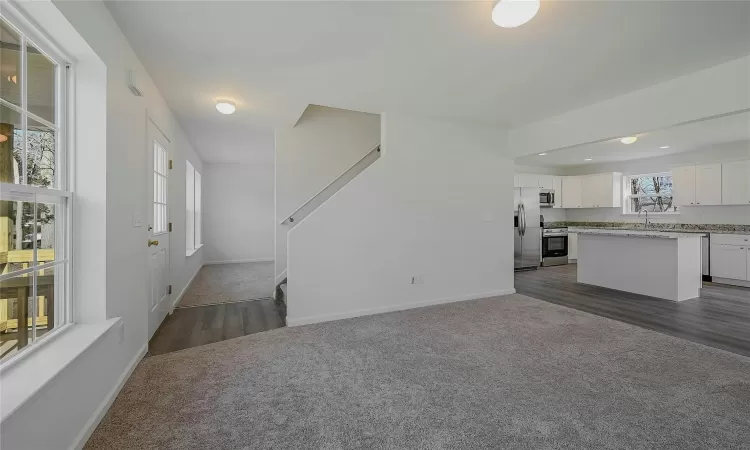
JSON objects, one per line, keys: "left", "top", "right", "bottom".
{"left": 571, "top": 228, "right": 704, "bottom": 301}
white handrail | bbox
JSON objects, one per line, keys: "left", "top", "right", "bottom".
{"left": 281, "top": 144, "right": 381, "bottom": 226}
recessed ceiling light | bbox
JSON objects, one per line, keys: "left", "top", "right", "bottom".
{"left": 620, "top": 136, "right": 638, "bottom": 145}
{"left": 584, "top": 158, "right": 592, "bottom": 161}
{"left": 492, "top": 0, "right": 540, "bottom": 28}
{"left": 215, "top": 101, "right": 236, "bottom": 115}
{"left": 538, "top": 153, "right": 547, "bottom": 156}
{"left": 660, "top": 145, "right": 670, "bottom": 149}
{"left": 0, "top": 134, "right": 7, "bottom": 143}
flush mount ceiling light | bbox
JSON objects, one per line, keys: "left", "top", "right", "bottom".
{"left": 538, "top": 153, "right": 547, "bottom": 156}
{"left": 660, "top": 145, "right": 670, "bottom": 149}
{"left": 215, "top": 101, "right": 236, "bottom": 115}
{"left": 492, "top": 0, "right": 541, "bottom": 28}
{"left": 620, "top": 136, "right": 638, "bottom": 145}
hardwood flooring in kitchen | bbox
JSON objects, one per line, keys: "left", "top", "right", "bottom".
{"left": 515, "top": 264, "right": 750, "bottom": 358}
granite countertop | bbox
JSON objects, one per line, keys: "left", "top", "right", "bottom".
{"left": 569, "top": 227, "right": 706, "bottom": 239}
{"left": 545, "top": 221, "right": 750, "bottom": 235}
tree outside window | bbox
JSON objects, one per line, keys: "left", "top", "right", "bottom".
{"left": 628, "top": 173, "right": 677, "bottom": 213}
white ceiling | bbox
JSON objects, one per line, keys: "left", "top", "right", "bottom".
{"left": 104, "top": 1, "right": 750, "bottom": 163}
{"left": 514, "top": 110, "right": 750, "bottom": 167}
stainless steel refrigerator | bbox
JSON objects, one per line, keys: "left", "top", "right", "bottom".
{"left": 514, "top": 188, "right": 541, "bottom": 270}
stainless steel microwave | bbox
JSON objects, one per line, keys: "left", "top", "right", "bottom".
{"left": 539, "top": 189, "right": 555, "bottom": 208}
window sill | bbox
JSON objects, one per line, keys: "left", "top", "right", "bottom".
{"left": 186, "top": 244, "right": 203, "bottom": 257}
{"left": 0, "top": 318, "right": 120, "bottom": 422}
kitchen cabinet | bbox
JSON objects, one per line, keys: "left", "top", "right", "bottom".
{"left": 562, "top": 176, "right": 582, "bottom": 208}
{"left": 514, "top": 174, "right": 520, "bottom": 188}
{"left": 568, "top": 233, "right": 578, "bottom": 261}
{"left": 537, "top": 175, "right": 553, "bottom": 190}
{"left": 711, "top": 244, "right": 747, "bottom": 281}
{"left": 519, "top": 173, "right": 538, "bottom": 188}
{"left": 710, "top": 234, "right": 750, "bottom": 284}
{"left": 552, "top": 176, "right": 563, "bottom": 209}
{"left": 671, "top": 165, "right": 696, "bottom": 206}
{"left": 581, "top": 173, "right": 623, "bottom": 208}
{"left": 721, "top": 160, "right": 750, "bottom": 205}
{"left": 695, "top": 163, "right": 722, "bottom": 206}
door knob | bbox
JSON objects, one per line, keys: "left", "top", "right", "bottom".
{"left": 148, "top": 239, "right": 159, "bottom": 247}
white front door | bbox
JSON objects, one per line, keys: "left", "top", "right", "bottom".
{"left": 147, "top": 120, "right": 171, "bottom": 340}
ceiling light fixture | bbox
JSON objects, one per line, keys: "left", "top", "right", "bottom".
{"left": 538, "top": 153, "right": 547, "bottom": 156}
{"left": 660, "top": 145, "right": 670, "bottom": 149}
{"left": 620, "top": 136, "right": 638, "bottom": 145}
{"left": 584, "top": 158, "right": 592, "bottom": 161}
{"left": 215, "top": 101, "right": 236, "bottom": 115}
{"left": 0, "top": 134, "right": 7, "bottom": 143}
{"left": 492, "top": 0, "right": 541, "bottom": 28}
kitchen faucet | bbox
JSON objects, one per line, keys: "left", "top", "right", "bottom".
{"left": 638, "top": 209, "right": 650, "bottom": 228}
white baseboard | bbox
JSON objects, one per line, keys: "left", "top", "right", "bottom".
{"left": 287, "top": 288, "right": 516, "bottom": 327}
{"left": 275, "top": 269, "right": 287, "bottom": 286}
{"left": 711, "top": 277, "right": 750, "bottom": 288}
{"left": 70, "top": 344, "right": 147, "bottom": 450}
{"left": 171, "top": 263, "right": 204, "bottom": 312}
{"left": 204, "top": 258, "right": 274, "bottom": 266}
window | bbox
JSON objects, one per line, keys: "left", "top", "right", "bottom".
{"left": 185, "top": 160, "right": 201, "bottom": 255}
{"left": 0, "top": 13, "right": 71, "bottom": 363}
{"left": 626, "top": 172, "right": 677, "bottom": 214}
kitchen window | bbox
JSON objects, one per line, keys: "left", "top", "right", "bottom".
{"left": 0, "top": 12, "right": 72, "bottom": 363}
{"left": 626, "top": 172, "right": 677, "bottom": 214}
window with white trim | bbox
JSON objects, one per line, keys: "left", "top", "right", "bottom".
{"left": 626, "top": 172, "right": 677, "bottom": 214}
{"left": 185, "top": 160, "right": 201, "bottom": 255}
{"left": 1, "top": 13, "right": 71, "bottom": 363}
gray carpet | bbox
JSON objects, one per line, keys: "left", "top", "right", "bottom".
{"left": 178, "top": 262, "right": 274, "bottom": 308}
{"left": 86, "top": 294, "right": 750, "bottom": 449}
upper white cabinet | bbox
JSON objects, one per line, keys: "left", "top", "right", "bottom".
{"left": 562, "top": 176, "right": 582, "bottom": 208}
{"left": 552, "top": 176, "right": 564, "bottom": 209}
{"left": 695, "top": 163, "right": 722, "bottom": 206}
{"left": 513, "top": 174, "right": 520, "bottom": 188}
{"left": 671, "top": 165, "right": 696, "bottom": 206}
{"left": 537, "top": 175, "right": 553, "bottom": 190}
{"left": 672, "top": 163, "right": 723, "bottom": 206}
{"left": 721, "top": 160, "right": 750, "bottom": 205}
{"left": 580, "top": 173, "right": 622, "bottom": 208}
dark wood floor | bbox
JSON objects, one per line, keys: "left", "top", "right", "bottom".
{"left": 148, "top": 298, "right": 286, "bottom": 356}
{"left": 515, "top": 264, "right": 750, "bottom": 358}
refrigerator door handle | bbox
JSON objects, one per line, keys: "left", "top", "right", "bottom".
{"left": 517, "top": 203, "right": 523, "bottom": 236}
{"left": 519, "top": 203, "right": 526, "bottom": 236}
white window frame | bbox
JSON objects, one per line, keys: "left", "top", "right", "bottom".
{"left": 0, "top": 7, "right": 74, "bottom": 369}
{"left": 623, "top": 171, "right": 679, "bottom": 216}
{"left": 185, "top": 160, "right": 202, "bottom": 256}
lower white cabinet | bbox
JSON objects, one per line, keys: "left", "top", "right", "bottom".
{"left": 710, "top": 234, "right": 750, "bottom": 282}
{"left": 568, "top": 233, "right": 578, "bottom": 261}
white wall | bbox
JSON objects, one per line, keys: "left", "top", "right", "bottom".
{"left": 275, "top": 105, "right": 380, "bottom": 280}
{"left": 0, "top": 2, "right": 204, "bottom": 448}
{"left": 204, "top": 163, "right": 274, "bottom": 263}
{"left": 286, "top": 113, "right": 515, "bottom": 325}
{"left": 561, "top": 141, "right": 750, "bottom": 225}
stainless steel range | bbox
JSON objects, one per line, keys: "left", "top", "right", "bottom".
{"left": 542, "top": 227, "right": 569, "bottom": 266}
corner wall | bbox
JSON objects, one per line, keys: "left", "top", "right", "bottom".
{"left": 287, "top": 113, "right": 515, "bottom": 325}
{"left": 275, "top": 105, "right": 380, "bottom": 281}
{"left": 204, "top": 163, "right": 275, "bottom": 264}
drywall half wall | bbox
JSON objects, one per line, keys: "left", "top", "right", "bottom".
{"left": 275, "top": 105, "right": 380, "bottom": 281}
{"left": 286, "top": 113, "right": 515, "bottom": 325}
{"left": 204, "top": 163, "right": 275, "bottom": 264}
{"left": 0, "top": 1, "right": 204, "bottom": 448}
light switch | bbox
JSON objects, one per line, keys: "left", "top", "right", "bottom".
{"left": 133, "top": 210, "right": 144, "bottom": 227}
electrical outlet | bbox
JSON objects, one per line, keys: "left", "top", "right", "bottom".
{"left": 118, "top": 321, "right": 125, "bottom": 344}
